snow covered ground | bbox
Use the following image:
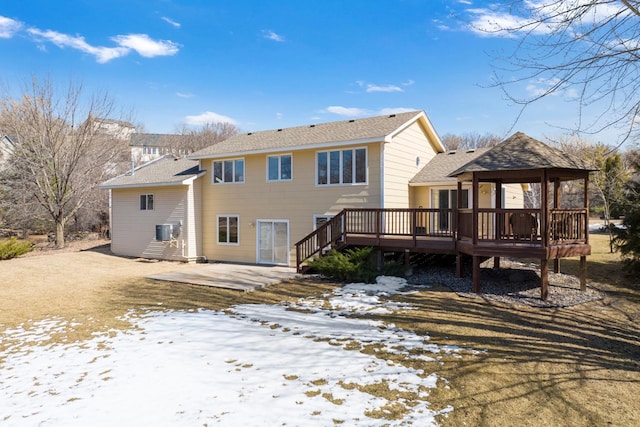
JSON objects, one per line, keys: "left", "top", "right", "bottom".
{"left": 1, "top": 276, "right": 478, "bottom": 426}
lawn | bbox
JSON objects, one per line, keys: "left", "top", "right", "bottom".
{"left": 0, "top": 233, "right": 638, "bottom": 425}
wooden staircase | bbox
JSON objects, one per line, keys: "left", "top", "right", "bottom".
{"left": 295, "top": 210, "right": 346, "bottom": 273}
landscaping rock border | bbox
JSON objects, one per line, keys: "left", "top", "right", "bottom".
{"left": 409, "top": 259, "right": 606, "bottom": 308}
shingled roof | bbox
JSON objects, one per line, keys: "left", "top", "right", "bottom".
{"left": 410, "top": 148, "right": 490, "bottom": 184}
{"left": 448, "top": 132, "right": 596, "bottom": 177}
{"left": 100, "top": 156, "right": 202, "bottom": 189}
{"left": 190, "top": 110, "right": 437, "bottom": 159}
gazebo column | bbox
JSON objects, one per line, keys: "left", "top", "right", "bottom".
{"left": 540, "top": 170, "right": 549, "bottom": 300}
{"left": 456, "top": 180, "right": 463, "bottom": 278}
{"left": 494, "top": 180, "right": 503, "bottom": 270}
{"left": 580, "top": 176, "right": 589, "bottom": 291}
{"left": 553, "top": 179, "right": 561, "bottom": 273}
{"left": 472, "top": 173, "right": 481, "bottom": 293}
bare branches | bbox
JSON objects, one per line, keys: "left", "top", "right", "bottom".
{"left": 488, "top": 0, "right": 640, "bottom": 146}
{"left": 0, "top": 76, "right": 127, "bottom": 247}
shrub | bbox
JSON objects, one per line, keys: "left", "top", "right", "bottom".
{"left": 614, "top": 208, "right": 640, "bottom": 275}
{"left": 0, "top": 237, "right": 34, "bottom": 260}
{"left": 308, "top": 247, "right": 376, "bottom": 282}
{"left": 308, "top": 247, "right": 404, "bottom": 283}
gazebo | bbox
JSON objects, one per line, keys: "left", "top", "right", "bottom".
{"left": 449, "top": 132, "right": 597, "bottom": 300}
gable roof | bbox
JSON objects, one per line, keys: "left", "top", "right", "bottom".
{"left": 448, "top": 132, "right": 596, "bottom": 177}
{"left": 410, "top": 148, "right": 491, "bottom": 185}
{"left": 189, "top": 110, "right": 442, "bottom": 159}
{"left": 100, "top": 155, "right": 203, "bottom": 189}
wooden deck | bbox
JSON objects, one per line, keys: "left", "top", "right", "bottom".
{"left": 295, "top": 207, "right": 591, "bottom": 300}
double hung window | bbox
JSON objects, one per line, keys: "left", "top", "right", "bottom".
{"left": 267, "top": 154, "right": 292, "bottom": 181}
{"left": 139, "top": 194, "right": 154, "bottom": 210}
{"left": 217, "top": 215, "right": 239, "bottom": 244}
{"left": 317, "top": 148, "right": 366, "bottom": 185}
{"left": 213, "top": 159, "right": 244, "bottom": 184}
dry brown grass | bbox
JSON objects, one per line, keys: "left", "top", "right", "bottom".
{"left": 1, "top": 235, "right": 638, "bottom": 426}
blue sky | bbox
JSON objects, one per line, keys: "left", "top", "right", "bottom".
{"left": 0, "top": 1, "right": 621, "bottom": 145}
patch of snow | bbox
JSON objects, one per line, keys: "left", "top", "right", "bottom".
{"left": 0, "top": 276, "right": 479, "bottom": 426}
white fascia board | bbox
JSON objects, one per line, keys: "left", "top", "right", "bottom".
{"left": 188, "top": 137, "right": 384, "bottom": 160}
{"left": 409, "top": 180, "right": 460, "bottom": 187}
{"left": 385, "top": 111, "right": 446, "bottom": 153}
{"left": 99, "top": 172, "right": 205, "bottom": 190}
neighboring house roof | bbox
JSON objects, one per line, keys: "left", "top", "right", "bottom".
{"left": 100, "top": 155, "right": 203, "bottom": 189}
{"left": 448, "top": 132, "right": 596, "bottom": 177}
{"left": 189, "top": 110, "right": 443, "bottom": 159}
{"left": 410, "top": 148, "right": 491, "bottom": 185}
{"left": 130, "top": 133, "right": 188, "bottom": 147}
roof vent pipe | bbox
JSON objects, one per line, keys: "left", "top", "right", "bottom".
{"left": 130, "top": 159, "right": 135, "bottom": 175}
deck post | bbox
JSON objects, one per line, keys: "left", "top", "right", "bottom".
{"left": 472, "top": 256, "right": 481, "bottom": 293}
{"left": 580, "top": 255, "right": 587, "bottom": 291}
{"left": 493, "top": 256, "right": 500, "bottom": 269}
{"left": 541, "top": 258, "right": 549, "bottom": 300}
{"left": 456, "top": 255, "right": 463, "bottom": 277}
{"left": 553, "top": 258, "right": 560, "bottom": 273}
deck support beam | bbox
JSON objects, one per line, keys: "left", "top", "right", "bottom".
{"left": 580, "top": 255, "right": 587, "bottom": 291}
{"left": 472, "top": 256, "right": 481, "bottom": 293}
{"left": 553, "top": 258, "right": 560, "bottom": 273}
{"left": 541, "top": 258, "right": 549, "bottom": 300}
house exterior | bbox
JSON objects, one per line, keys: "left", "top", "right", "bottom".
{"left": 101, "top": 156, "right": 205, "bottom": 262}
{"left": 130, "top": 133, "right": 192, "bottom": 165}
{"left": 101, "top": 110, "right": 525, "bottom": 266}
{"left": 0, "top": 135, "right": 15, "bottom": 169}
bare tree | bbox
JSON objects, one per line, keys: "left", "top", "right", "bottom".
{"left": 0, "top": 77, "right": 125, "bottom": 248}
{"left": 484, "top": 1, "right": 640, "bottom": 145}
{"left": 171, "top": 121, "right": 239, "bottom": 155}
{"left": 441, "top": 132, "right": 503, "bottom": 150}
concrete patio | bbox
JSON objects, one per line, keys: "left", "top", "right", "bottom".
{"left": 147, "top": 263, "right": 298, "bottom": 292}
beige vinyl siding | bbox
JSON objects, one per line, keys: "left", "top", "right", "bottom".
{"left": 201, "top": 143, "right": 382, "bottom": 265}
{"left": 503, "top": 183, "right": 526, "bottom": 208}
{"left": 383, "top": 121, "right": 439, "bottom": 208}
{"left": 110, "top": 185, "right": 196, "bottom": 261}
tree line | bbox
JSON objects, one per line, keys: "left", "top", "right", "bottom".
{"left": 0, "top": 77, "right": 238, "bottom": 248}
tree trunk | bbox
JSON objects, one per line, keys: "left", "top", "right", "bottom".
{"left": 55, "top": 219, "right": 65, "bottom": 248}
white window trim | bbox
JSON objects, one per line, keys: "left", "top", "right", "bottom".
{"left": 315, "top": 147, "right": 368, "bottom": 187}
{"left": 212, "top": 158, "right": 245, "bottom": 184}
{"left": 139, "top": 194, "right": 154, "bottom": 211}
{"left": 266, "top": 153, "right": 293, "bottom": 182}
{"left": 255, "top": 219, "right": 290, "bottom": 266}
{"left": 216, "top": 214, "right": 240, "bottom": 246}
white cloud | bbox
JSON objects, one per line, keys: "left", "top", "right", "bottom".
{"left": 0, "top": 16, "right": 22, "bottom": 38}
{"left": 111, "top": 34, "right": 179, "bottom": 58}
{"left": 366, "top": 84, "right": 403, "bottom": 93}
{"left": 262, "top": 30, "right": 285, "bottom": 42}
{"left": 176, "top": 92, "right": 194, "bottom": 98}
{"left": 27, "top": 28, "right": 130, "bottom": 63}
{"left": 161, "top": 16, "right": 181, "bottom": 28}
{"left": 357, "top": 80, "right": 411, "bottom": 93}
{"left": 325, "top": 106, "right": 369, "bottom": 116}
{"left": 378, "top": 107, "right": 417, "bottom": 115}
{"left": 184, "top": 111, "right": 238, "bottom": 125}
{"left": 26, "top": 22, "right": 179, "bottom": 63}
{"left": 465, "top": 1, "right": 627, "bottom": 38}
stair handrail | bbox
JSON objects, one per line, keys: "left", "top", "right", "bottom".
{"left": 295, "top": 210, "right": 346, "bottom": 272}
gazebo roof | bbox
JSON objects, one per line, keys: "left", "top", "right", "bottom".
{"left": 448, "top": 132, "right": 596, "bottom": 178}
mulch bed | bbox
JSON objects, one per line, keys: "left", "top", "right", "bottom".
{"left": 409, "top": 259, "right": 605, "bottom": 308}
